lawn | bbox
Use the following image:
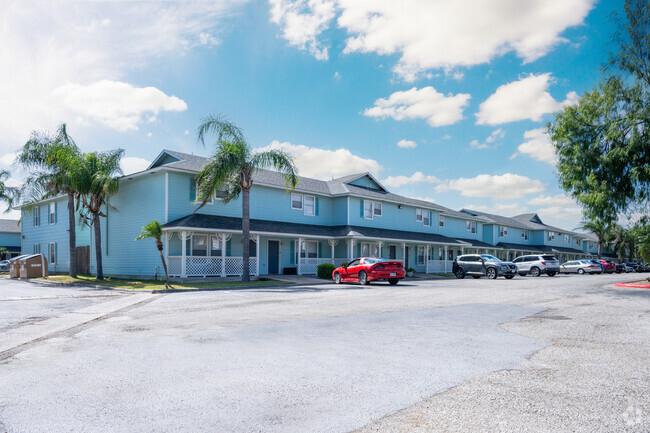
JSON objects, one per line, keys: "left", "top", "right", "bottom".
{"left": 38, "top": 274, "right": 291, "bottom": 290}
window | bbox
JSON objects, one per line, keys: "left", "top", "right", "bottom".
{"left": 214, "top": 187, "right": 228, "bottom": 201}
{"left": 417, "top": 245, "right": 426, "bottom": 265}
{"left": 210, "top": 236, "right": 222, "bottom": 257}
{"left": 49, "top": 202, "right": 55, "bottom": 225}
{"left": 347, "top": 259, "right": 360, "bottom": 267}
{"left": 590, "top": 242, "right": 594, "bottom": 249}
{"left": 415, "top": 208, "right": 423, "bottom": 222}
{"left": 34, "top": 244, "right": 40, "bottom": 254}
{"left": 249, "top": 239, "right": 257, "bottom": 258}
{"left": 49, "top": 242, "right": 56, "bottom": 264}
{"left": 192, "top": 235, "right": 208, "bottom": 256}
{"left": 439, "top": 215, "right": 445, "bottom": 227}
{"left": 361, "top": 242, "right": 379, "bottom": 257}
{"left": 521, "top": 230, "right": 528, "bottom": 240}
{"left": 299, "top": 240, "right": 318, "bottom": 259}
{"left": 575, "top": 237, "right": 580, "bottom": 246}
{"left": 564, "top": 234, "right": 570, "bottom": 243}
{"left": 34, "top": 206, "right": 40, "bottom": 227}
{"left": 423, "top": 211, "right": 430, "bottom": 226}
{"left": 548, "top": 231, "right": 555, "bottom": 241}
{"left": 364, "top": 200, "right": 373, "bottom": 220}
{"left": 499, "top": 226, "right": 508, "bottom": 237}
{"left": 447, "top": 250, "right": 454, "bottom": 260}
{"left": 389, "top": 245, "right": 397, "bottom": 260}
{"left": 304, "top": 195, "right": 315, "bottom": 216}
{"left": 466, "top": 221, "right": 476, "bottom": 234}
{"left": 373, "top": 202, "right": 382, "bottom": 217}
{"left": 291, "top": 193, "right": 303, "bottom": 210}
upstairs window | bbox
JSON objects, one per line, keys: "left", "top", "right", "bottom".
{"left": 439, "top": 215, "right": 445, "bottom": 227}
{"left": 364, "top": 200, "right": 373, "bottom": 220}
{"left": 466, "top": 221, "right": 476, "bottom": 234}
{"left": 49, "top": 202, "right": 56, "bottom": 225}
{"left": 416, "top": 209, "right": 429, "bottom": 225}
{"left": 415, "top": 208, "right": 423, "bottom": 222}
{"left": 34, "top": 206, "right": 40, "bottom": 227}
{"left": 521, "top": 230, "right": 529, "bottom": 240}
{"left": 304, "top": 195, "right": 315, "bottom": 216}
{"left": 564, "top": 234, "right": 570, "bottom": 243}
{"left": 499, "top": 226, "right": 508, "bottom": 237}
{"left": 548, "top": 231, "right": 555, "bottom": 241}
{"left": 373, "top": 202, "right": 382, "bottom": 217}
{"left": 291, "top": 193, "right": 303, "bottom": 210}
{"left": 575, "top": 237, "right": 580, "bottom": 246}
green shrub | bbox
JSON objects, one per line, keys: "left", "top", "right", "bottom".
{"left": 317, "top": 263, "right": 336, "bottom": 279}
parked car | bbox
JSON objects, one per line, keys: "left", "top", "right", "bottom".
{"left": 0, "top": 260, "right": 8, "bottom": 272}
{"left": 332, "top": 257, "right": 405, "bottom": 285}
{"left": 600, "top": 260, "right": 616, "bottom": 274}
{"left": 559, "top": 259, "right": 601, "bottom": 275}
{"left": 624, "top": 262, "right": 639, "bottom": 272}
{"left": 637, "top": 263, "right": 650, "bottom": 272}
{"left": 513, "top": 254, "right": 560, "bottom": 277}
{"left": 452, "top": 254, "right": 517, "bottom": 279}
{"left": 624, "top": 263, "right": 636, "bottom": 273}
{"left": 614, "top": 263, "right": 626, "bottom": 274}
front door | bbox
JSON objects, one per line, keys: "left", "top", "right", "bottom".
{"left": 268, "top": 240, "right": 280, "bottom": 274}
{"left": 389, "top": 245, "right": 397, "bottom": 260}
{"left": 405, "top": 246, "right": 410, "bottom": 269}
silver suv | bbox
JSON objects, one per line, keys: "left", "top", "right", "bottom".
{"left": 513, "top": 254, "right": 560, "bottom": 277}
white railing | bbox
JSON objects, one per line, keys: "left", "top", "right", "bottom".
{"left": 167, "top": 256, "right": 258, "bottom": 277}
{"left": 298, "top": 258, "right": 348, "bottom": 275}
{"left": 427, "top": 260, "right": 450, "bottom": 273}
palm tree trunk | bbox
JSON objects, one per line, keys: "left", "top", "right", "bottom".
{"left": 241, "top": 187, "right": 250, "bottom": 282}
{"left": 597, "top": 240, "right": 602, "bottom": 259}
{"left": 67, "top": 191, "right": 77, "bottom": 277}
{"left": 157, "top": 242, "right": 170, "bottom": 289}
{"left": 93, "top": 213, "right": 103, "bottom": 280}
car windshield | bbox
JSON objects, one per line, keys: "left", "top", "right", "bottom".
{"left": 363, "top": 258, "right": 388, "bottom": 264}
{"left": 480, "top": 255, "right": 501, "bottom": 262}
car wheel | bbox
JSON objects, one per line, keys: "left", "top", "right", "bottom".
{"left": 547, "top": 271, "right": 556, "bottom": 277}
{"left": 505, "top": 275, "right": 515, "bottom": 279}
{"left": 486, "top": 267, "right": 497, "bottom": 279}
{"left": 616, "top": 270, "right": 622, "bottom": 274}
{"left": 530, "top": 267, "right": 541, "bottom": 277}
{"left": 455, "top": 268, "right": 465, "bottom": 279}
{"left": 359, "top": 271, "right": 369, "bottom": 285}
{"left": 388, "top": 279, "right": 399, "bottom": 285}
{"left": 472, "top": 275, "right": 482, "bottom": 279}
{"left": 577, "top": 268, "right": 585, "bottom": 275}
{"left": 334, "top": 272, "right": 341, "bottom": 284}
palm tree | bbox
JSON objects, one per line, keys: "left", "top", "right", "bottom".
{"left": 0, "top": 170, "right": 18, "bottom": 212}
{"left": 196, "top": 115, "right": 298, "bottom": 282}
{"left": 15, "top": 124, "right": 81, "bottom": 277}
{"left": 608, "top": 224, "right": 631, "bottom": 262}
{"left": 578, "top": 218, "right": 610, "bottom": 258}
{"left": 72, "top": 150, "right": 124, "bottom": 280}
{"left": 135, "top": 220, "right": 171, "bottom": 289}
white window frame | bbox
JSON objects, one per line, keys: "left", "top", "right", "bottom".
{"left": 521, "top": 230, "right": 528, "bottom": 240}
{"left": 191, "top": 234, "right": 208, "bottom": 257}
{"left": 373, "top": 202, "right": 382, "bottom": 217}
{"left": 548, "top": 231, "right": 555, "bottom": 241}
{"left": 291, "top": 193, "right": 303, "bottom": 210}
{"left": 417, "top": 245, "right": 426, "bottom": 265}
{"left": 34, "top": 244, "right": 40, "bottom": 254}
{"left": 575, "top": 237, "right": 580, "bottom": 246}
{"left": 564, "top": 234, "right": 570, "bottom": 243}
{"left": 500, "top": 226, "right": 508, "bottom": 237}
{"left": 361, "top": 242, "right": 380, "bottom": 257}
{"left": 415, "top": 208, "right": 423, "bottom": 222}
{"left": 423, "top": 211, "right": 430, "bottom": 226}
{"left": 209, "top": 235, "right": 223, "bottom": 257}
{"left": 49, "top": 202, "right": 55, "bottom": 225}
{"left": 439, "top": 215, "right": 445, "bottom": 228}
{"left": 34, "top": 205, "right": 40, "bottom": 227}
{"left": 299, "top": 240, "right": 318, "bottom": 259}
{"left": 49, "top": 242, "right": 55, "bottom": 264}
{"left": 363, "top": 200, "right": 374, "bottom": 220}
{"left": 466, "top": 221, "right": 476, "bottom": 234}
{"left": 303, "top": 195, "right": 315, "bottom": 216}
{"left": 213, "top": 187, "right": 228, "bottom": 201}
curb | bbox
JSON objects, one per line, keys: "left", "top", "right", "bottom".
{"left": 614, "top": 281, "right": 650, "bottom": 289}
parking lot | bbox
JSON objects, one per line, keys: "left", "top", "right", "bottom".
{"left": 0, "top": 273, "right": 648, "bottom": 432}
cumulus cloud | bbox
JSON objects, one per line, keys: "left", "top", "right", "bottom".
{"left": 270, "top": 0, "right": 594, "bottom": 81}
{"left": 396, "top": 139, "right": 417, "bottom": 148}
{"left": 528, "top": 194, "right": 583, "bottom": 225}
{"left": 436, "top": 173, "right": 545, "bottom": 198}
{"left": 363, "top": 86, "right": 470, "bottom": 127}
{"left": 511, "top": 128, "right": 557, "bottom": 164}
{"left": 120, "top": 157, "right": 152, "bottom": 176}
{"left": 52, "top": 81, "right": 187, "bottom": 131}
{"left": 269, "top": 0, "right": 336, "bottom": 60}
{"left": 476, "top": 74, "right": 578, "bottom": 125}
{"left": 382, "top": 172, "right": 440, "bottom": 188}
{"left": 256, "top": 140, "right": 383, "bottom": 179}
{"left": 470, "top": 128, "right": 505, "bottom": 150}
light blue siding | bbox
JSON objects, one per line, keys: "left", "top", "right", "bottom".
{"left": 0, "top": 232, "right": 20, "bottom": 248}
{"left": 440, "top": 216, "right": 482, "bottom": 240}
{"left": 21, "top": 198, "right": 72, "bottom": 273}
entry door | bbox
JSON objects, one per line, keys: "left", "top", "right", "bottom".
{"left": 268, "top": 240, "right": 280, "bottom": 274}
{"left": 405, "top": 247, "right": 410, "bottom": 269}
{"left": 389, "top": 245, "right": 397, "bottom": 260}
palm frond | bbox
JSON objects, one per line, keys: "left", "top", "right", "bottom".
{"left": 197, "top": 114, "right": 245, "bottom": 147}
{"left": 250, "top": 149, "right": 298, "bottom": 190}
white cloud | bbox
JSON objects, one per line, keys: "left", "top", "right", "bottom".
{"left": 120, "top": 157, "right": 152, "bottom": 176}
{"left": 528, "top": 194, "right": 583, "bottom": 226}
{"left": 0, "top": 152, "right": 18, "bottom": 167}
{"left": 271, "top": 0, "right": 594, "bottom": 81}
{"left": 146, "top": 132, "right": 153, "bottom": 138}
{"left": 0, "top": 0, "right": 245, "bottom": 150}
{"left": 476, "top": 74, "right": 578, "bottom": 125}
{"left": 184, "top": 130, "right": 190, "bottom": 135}
{"left": 363, "top": 86, "right": 470, "bottom": 127}
{"left": 512, "top": 128, "right": 557, "bottom": 164}
{"left": 436, "top": 173, "right": 545, "bottom": 198}
{"left": 382, "top": 172, "right": 440, "bottom": 188}
{"left": 333, "top": 71, "right": 341, "bottom": 80}
{"left": 269, "top": 0, "right": 336, "bottom": 60}
{"left": 470, "top": 128, "right": 505, "bottom": 150}
{"left": 396, "top": 139, "right": 417, "bottom": 149}
{"left": 52, "top": 81, "right": 187, "bottom": 132}
{"left": 257, "top": 140, "right": 383, "bottom": 179}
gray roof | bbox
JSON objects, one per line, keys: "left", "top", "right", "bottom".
{"left": 461, "top": 209, "right": 533, "bottom": 230}
{"left": 0, "top": 219, "right": 21, "bottom": 233}
{"left": 464, "top": 208, "right": 591, "bottom": 238}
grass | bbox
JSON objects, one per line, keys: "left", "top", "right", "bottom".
{"left": 432, "top": 273, "right": 455, "bottom": 277}
{"left": 37, "top": 274, "right": 290, "bottom": 290}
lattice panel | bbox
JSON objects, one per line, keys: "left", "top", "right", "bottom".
{"left": 168, "top": 257, "right": 182, "bottom": 276}
{"left": 224, "top": 257, "right": 243, "bottom": 276}
{"left": 427, "top": 260, "right": 446, "bottom": 273}
{"left": 186, "top": 257, "right": 222, "bottom": 277}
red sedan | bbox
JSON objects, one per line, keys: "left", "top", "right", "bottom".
{"left": 332, "top": 257, "right": 406, "bottom": 285}
{"left": 601, "top": 260, "right": 616, "bottom": 274}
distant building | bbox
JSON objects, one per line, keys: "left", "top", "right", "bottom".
{"left": 0, "top": 219, "right": 21, "bottom": 259}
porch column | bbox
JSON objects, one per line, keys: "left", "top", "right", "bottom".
{"left": 181, "top": 230, "right": 187, "bottom": 278}
{"left": 297, "top": 237, "right": 304, "bottom": 275}
{"left": 460, "top": 246, "right": 464, "bottom": 255}
{"left": 377, "top": 241, "right": 383, "bottom": 258}
{"left": 348, "top": 239, "right": 356, "bottom": 261}
{"left": 444, "top": 245, "right": 449, "bottom": 272}
{"left": 220, "top": 234, "right": 226, "bottom": 277}
{"left": 425, "top": 245, "right": 430, "bottom": 274}
{"left": 255, "top": 235, "right": 260, "bottom": 276}
{"left": 328, "top": 239, "right": 338, "bottom": 261}
{"left": 402, "top": 242, "right": 406, "bottom": 263}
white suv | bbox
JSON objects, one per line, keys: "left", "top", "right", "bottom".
{"left": 513, "top": 254, "right": 560, "bottom": 277}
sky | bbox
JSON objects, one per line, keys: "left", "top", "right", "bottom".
{"left": 0, "top": 0, "right": 624, "bottom": 230}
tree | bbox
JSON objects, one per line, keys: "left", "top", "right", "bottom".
{"left": 0, "top": 170, "right": 18, "bottom": 212}
{"left": 135, "top": 220, "right": 171, "bottom": 289}
{"left": 578, "top": 219, "right": 610, "bottom": 258}
{"left": 548, "top": 0, "right": 649, "bottom": 224}
{"left": 0, "top": 246, "right": 7, "bottom": 260}
{"left": 607, "top": 224, "right": 633, "bottom": 262}
{"left": 72, "top": 150, "right": 124, "bottom": 280}
{"left": 196, "top": 115, "right": 298, "bottom": 282}
{"left": 16, "top": 124, "right": 81, "bottom": 277}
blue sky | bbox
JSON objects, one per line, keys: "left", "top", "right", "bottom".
{"left": 0, "top": 0, "right": 623, "bottom": 228}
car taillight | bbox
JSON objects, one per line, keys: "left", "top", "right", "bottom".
{"left": 541, "top": 261, "right": 546, "bottom": 265}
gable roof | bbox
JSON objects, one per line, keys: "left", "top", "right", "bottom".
{"left": 0, "top": 219, "right": 21, "bottom": 233}
{"left": 332, "top": 172, "right": 388, "bottom": 192}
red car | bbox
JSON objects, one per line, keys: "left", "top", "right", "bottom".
{"left": 332, "top": 257, "right": 406, "bottom": 285}
{"left": 601, "top": 260, "right": 616, "bottom": 273}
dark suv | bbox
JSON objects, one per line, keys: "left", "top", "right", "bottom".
{"left": 453, "top": 254, "right": 517, "bottom": 279}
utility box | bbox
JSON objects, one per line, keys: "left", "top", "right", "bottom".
{"left": 9, "top": 254, "right": 28, "bottom": 279}
{"left": 18, "top": 254, "right": 48, "bottom": 279}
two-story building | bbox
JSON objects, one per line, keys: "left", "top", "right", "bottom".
{"left": 0, "top": 219, "right": 21, "bottom": 259}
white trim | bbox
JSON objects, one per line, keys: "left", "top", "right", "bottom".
{"left": 291, "top": 192, "right": 303, "bottom": 210}
{"left": 303, "top": 195, "right": 315, "bottom": 216}
{"left": 48, "top": 202, "right": 56, "bottom": 225}
{"left": 347, "top": 196, "right": 350, "bottom": 225}
{"left": 266, "top": 239, "right": 282, "bottom": 274}
{"left": 363, "top": 200, "right": 373, "bottom": 220}
{"left": 34, "top": 205, "right": 40, "bottom": 227}
{"left": 164, "top": 172, "right": 169, "bottom": 223}
{"left": 49, "top": 242, "right": 56, "bottom": 265}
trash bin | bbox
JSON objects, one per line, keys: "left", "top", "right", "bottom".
{"left": 9, "top": 254, "right": 28, "bottom": 279}
{"left": 18, "top": 254, "right": 48, "bottom": 279}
